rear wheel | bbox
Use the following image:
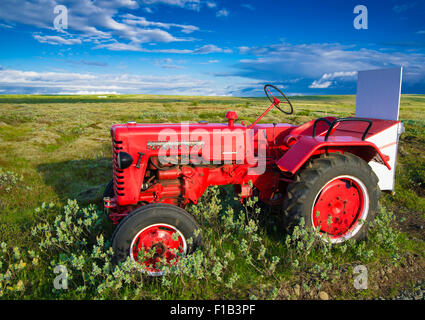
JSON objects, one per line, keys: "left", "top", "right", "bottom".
{"left": 111, "top": 203, "right": 202, "bottom": 276}
{"left": 282, "top": 153, "right": 380, "bottom": 243}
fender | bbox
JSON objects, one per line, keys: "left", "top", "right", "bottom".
{"left": 276, "top": 136, "right": 391, "bottom": 175}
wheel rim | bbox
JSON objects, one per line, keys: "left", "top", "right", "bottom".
{"left": 130, "top": 223, "right": 187, "bottom": 276}
{"left": 312, "top": 175, "right": 369, "bottom": 243}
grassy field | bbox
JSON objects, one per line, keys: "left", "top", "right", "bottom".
{"left": 0, "top": 94, "right": 424, "bottom": 299}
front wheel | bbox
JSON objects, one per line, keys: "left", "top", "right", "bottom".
{"left": 282, "top": 153, "right": 380, "bottom": 243}
{"left": 111, "top": 203, "right": 202, "bottom": 276}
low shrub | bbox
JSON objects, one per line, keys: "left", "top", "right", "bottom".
{"left": 0, "top": 168, "right": 23, "bottom": 193}
{"left": 0, "top": 187, "right": 405, "bottom": 299}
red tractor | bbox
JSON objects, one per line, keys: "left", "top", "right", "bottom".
{"left": 103, "top": 84, "right": 403, "bottom": 275}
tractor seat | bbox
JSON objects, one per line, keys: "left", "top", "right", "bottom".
{"left": 283, "top": 116, "right": 338, "bottom": 147}
{"left": 290, "top": 117, "right": 337, "bottom": 137}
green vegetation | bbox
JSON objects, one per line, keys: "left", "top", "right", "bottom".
{"left": 0, "top": 94, "right": 424, "bottom": 299}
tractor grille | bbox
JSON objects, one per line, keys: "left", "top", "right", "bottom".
{"left": 112, "top": 139, "right": 125, "bottom": 196}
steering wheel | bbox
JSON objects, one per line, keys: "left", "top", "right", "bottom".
{"left": 264, "top": 84, "right": 294, "bottom": 115}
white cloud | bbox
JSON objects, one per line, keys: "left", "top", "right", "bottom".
{"left": 206, "top": 2, "right": 217, "bottom": 9}
{"left": 139, "top": 0, "right": 217, "bottom": 11}
{"left": 138, "top": 44, "right": 231, "bottom": 54}
{"left": 309, "top": 71, "right": 357, "bottom": 89}
{"left": 95, "top": 0, "right": 139, "bottom": 9}
{"left": 417, "top": 30, "right": 425, "bottom": 34}
{"left": 238, "top": 46, "right": 250, "bottom": 54}
{"left": 0, "top": 69, "right": 96, "bottom": 84}
{"left": 141, "top": 0, "right": 202, "bottom": 11}
{"left": 320, "top": 71, "right": 357, "bottom": 79}
{"left": 142, "top": 48, "right": 193, "bottom": 53}
{"left": 154, "top": 58, "right": 186, "bottom": 69}
{"left": 0, "top": 0, "right": 55, "bottom": 29}
{"left": 0, "top": 0, "right": 200, "bottom": 51}
{"left": 193, "top": 44, "right": 232, "bottom": 54}
{"left": 94, "top": 41, "right": 144, "bottom": 51}
{"left": 59, "top": 90, "right": 120, "bottom": 95}
{"left": 160, "top": 64, "right": 185, "bottom": 69}
{"left": 66, "top": 60, "right": 109, "bottom": 67}
{"left": 216, "top": 9, "right": 229, "bottom": 17}
{"left": 309, "top": 80, "right": 332, "bottom": 89}
{"left": 0, "top": 67, "right": 231, "bottom": 96}
{"left": 199, "top": 59, "right": 219, "bottom": 64}
{"left": 33, "top": 34, "right": 82, "bottom": 45}
{"left": 0, "top": 0, "right": 235, "bottom": 55}
{"left": 122, "top": 14, "right": 199, "bottom": 34}
{"left": 235, "top": 42, "right": 425, "bottom": 87}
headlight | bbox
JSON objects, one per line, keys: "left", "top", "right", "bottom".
{"left": 117, "top": 152, "right": 133, "bottom": 169}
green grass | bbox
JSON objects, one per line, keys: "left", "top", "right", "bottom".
{"left": 0, "top": 93, "right": 424, "bottom": 300}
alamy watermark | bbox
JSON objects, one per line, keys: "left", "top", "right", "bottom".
{"left": 353, "top": 265, "right": 368, "bottom": 290}
{"left": 354, "top": 5, "right": 368, "bottom": 30}
{"left": 53, "top": 265, "right": 68, "bottom": 290}
{"left": 154, "top": 123, "right": 267, "bottom": 176}
{"left": 53, "top": 5, "right": 68, "bottom": 30}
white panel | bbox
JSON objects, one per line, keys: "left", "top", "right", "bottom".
{"left": 366, "top": 123, "right": 401, "bottom": 191}
{"left": 356, "top": 67, "right": 403, "bottom": 121}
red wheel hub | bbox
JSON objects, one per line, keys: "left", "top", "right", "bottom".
{"left": 131, "top": 224, "right": 185, "bottom": 274}
{"left": 312, "top": 177, "right": 365, "bottom": 239}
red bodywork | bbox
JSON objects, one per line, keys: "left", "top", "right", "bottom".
{"left": 104, "top": 101, "right": 397, "bottom": 225}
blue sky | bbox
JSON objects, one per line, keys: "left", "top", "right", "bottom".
{"left": 0, "top": 0, "right": 424, "bottom": 96}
